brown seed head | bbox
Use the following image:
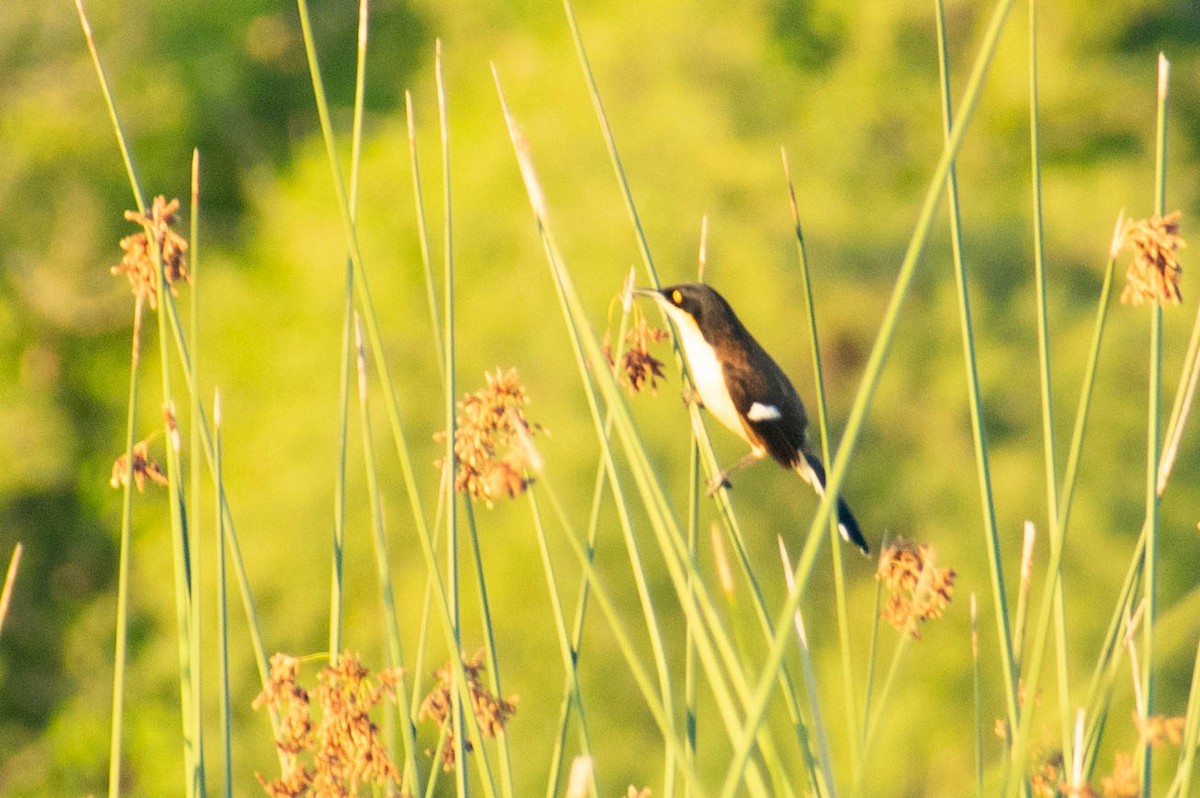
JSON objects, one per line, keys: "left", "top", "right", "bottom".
{"left": 109, "top": 440, "right": 169, "bottom": 492}
{"left": 112, "top": 195, "right": 191, "bottom": 310}
{"left": 1099, "top": 752, "right": 1140, "bottom": 798}
{"left": 1119, "top": 210, "right": 1185, "bottom": 306}
{"left": 445, "top": 368, "right": 543, "bottom": 507}
{"left": 253, "top": 651, "right": 403, "bottom": 797}
{"left": 876, "top": 538, "right": 956, "bottom": 639}
{"left": 418, "top": 650, "right": 517, "bottom": 772}
{"left": 1136, "top": 712, "right": 1185, "bottom": 748}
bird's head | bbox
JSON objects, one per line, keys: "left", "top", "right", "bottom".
{"left": 634, "top": 283, "right": 734, "bottom": 336}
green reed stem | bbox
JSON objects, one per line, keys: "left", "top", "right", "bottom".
{"left": 292, "top": 5, "right": 499, "bottom": 790}
{"left": 464, "top": 495, "right": 517, "bottom": 798}
{"left": 526, "top": 488, "right": 598, "bottom": 798}
{"left": 782, "top": 150, "right": 860, "bottom": 782}
{"left": 186, "top": 147, "right": 206, "bottom": 798}
{"left": 539, "top": 468, "right": 714, "bottom": 796}
{"left": 214, "top": 393, "right": 233, "bottom": 798}
{"left": 557, "top": 23, "right": 811, "bottom": 780}
{"left": 71, "top": 4, "right": 145, "bottom": 790}
{"left": 1139, "top": 52, "right": 1170, "bottom": 794}
{"left": 496, "top": 74, "right": 786, "bottom": 795}
{"left": 1165, "top": 639, "right": 1200, "bottom": 796}
{"left": 720, "top": 1, "right": 1016, "bottom": 792}
{"left": 406, "top": 91, "right": 446, "bottom": 386}
{"left": 430, "top": 42, "right": 471, "bottom": 798}
{"left": 932, "top": 0, "right": 1020, "bottom": 739}
{"left": 327, "top": 0, "right": 370, "bottom": 665}
{"left": 353, "top": 318, "right": 422, "bottom": 794}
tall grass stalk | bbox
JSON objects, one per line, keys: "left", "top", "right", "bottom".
{"left": 781, "top": 150, "right": 859, "bottom": 779}
{"left": 721, "top": 1, "right": 1016, "bottom": 791}
{"left": 1082, "top": 212, "right": 1198, "bottom": 779}
{"left": 74, "top": 0, "right": 286, "bottom": 770}
{"left": 352, "top": 317, "right": 422, "bottom": 794}
{"left": 106, "top": 294, "right": 140, "bottom": 798}
{"left": 932, "top": 0, "right": 1020, "bottom": 735}
{"left": 145, "top": 150, "right": 201, "bottom": 792}
{"left": 495, "top": 74, "right": 789, "bottom": 795}
{"left": 685, "top": 230, "right": 706, "bottom": 798}
{"left": 860, "top": 558, "right": 884, "bottom": 761}
{"left": 544, "top": 286, "right": 638, "bottom": 798}
{"left": 405, "top": 90, "right": 446, "bottom": 383}
{"left": 431, "top": 41, "right": 473, "bottom": 798}
{"left": 1011, "top": 522, "right": 1036, "bottom": 666}
{"left": 1076, "top": 54, "right": 1174, "bottom": 791}
{"left": 524, "top": 488, "right": 598, "bottom": 798}
{"left": 1055, "top": 213, "right": 1122, "bottom": 537}
{"left": 214, "top": 392, "right": 233, "bottom": 798}
{"left": 327, "top": 0, "right": 370, "bottom": 665}
{"left": 291, "top": 7, "right": 508, "bottom": 793}
{"left": 159, "top": 293, "right": 202, "bottom": 796}
{"left": 464, "top": 493, "right": 517, "bottom": 798}
{"left": 1002, "top": 1, "right": 1100, "bottom": 783}
{"left": 72, "top": 4, "right": 145, "bottom": 791}
{"left": 1139, "top": 51, "right": 1170, "bottom": 793}
{"left": 1049, "top": 212, "right": 1123, "bottom": 780}
{"left": 486, "top": 88, "right": 687, "bottom": 791}
{"left": 778, "top": 538, "right": 835, "bottom": 797}
{"left": 1166, "top": 639, "right": 1200, "bottom": 796}
{"left": 530, "top": 474, "right": 712, "bottom": 796}
{"left": 556, "top": 20, "right": 812, "bottom": 775}
{"left": 544, "top": 362, "right": 626, "bottom": 796}
{"left": 1026, "top": 0, "right": 1076, "bottom": 761}
{"left": 856, "top": 552, "right": 942, "bottom": 787}
{"left": 971, "top": 594, "right": 983, "bottom": 796}
{"left": 186, "top": 146, "right": 207, "bottom": 798}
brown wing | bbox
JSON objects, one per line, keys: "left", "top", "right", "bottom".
{"left": 719, "top": 335, "right": 809, "bottom": 470}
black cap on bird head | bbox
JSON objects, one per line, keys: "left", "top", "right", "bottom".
{"left": 634, "top": 283, "right": 740, "bottom": 330}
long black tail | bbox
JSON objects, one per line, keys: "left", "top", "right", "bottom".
{"left": 798, "top": 450, "right": 869, "bottom": 555}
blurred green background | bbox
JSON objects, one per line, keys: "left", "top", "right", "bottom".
{"left": 2, "top": 0, "right": 1200, "bottom": 794}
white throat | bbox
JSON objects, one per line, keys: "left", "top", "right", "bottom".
{"left": 658, "top": 303, "right": 751, "bottom": 448}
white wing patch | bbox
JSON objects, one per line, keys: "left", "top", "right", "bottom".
{"left": 747, "top": 402, "right": 782, "bottom": 421}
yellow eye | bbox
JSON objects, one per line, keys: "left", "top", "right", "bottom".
{"left": 671, "top": 289, "right": 682, "bottom": 305}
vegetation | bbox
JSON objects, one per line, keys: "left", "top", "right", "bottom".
{"left": 1, "top": 0, "right": 1199, "bottom": 795}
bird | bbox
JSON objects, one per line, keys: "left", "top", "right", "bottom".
{"left": 636, "top": 282, "right": 869, "bottom": 554}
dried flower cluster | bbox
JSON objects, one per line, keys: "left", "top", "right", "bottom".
{"left": 1097, "top": 753, "right": 1141, "bottom": 798}
{"left": 1136, "top": 712, "right": 1185, "bottom": 748}
{"left": 876, "top": 538, "right": 955, "bottom": 639}
{"left": 604, "top": 315, "right": 668, "bottom": 395}
{"left": 109, "top": 440, "right": 168, "bottom": 492}
{"left": 443, "top": 368, "right": 542, "bottom": 507}
{"left": 1029, "top": 750, "right": 1065, "bottom": 798}
{"left": 418, "top": 650, "right": 517, "bottom": 772}
{"left": 1118, "top": 210, "right": 1185, "bottom": 306}
{"left": 253, "top": 651, "right": 404, "bottom": 798}
{"left": 112, "top": 195, "right": 190, "bottom": 309}
{"left": 1028, "top": 750, "right": 1139, "bottom": 798}
{"left": 1022, "top": 709, "right": 1187, "bottom": 797}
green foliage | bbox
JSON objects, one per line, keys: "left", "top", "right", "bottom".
{"left": 2, "top": 0, "right": 1200, "bottom": 796}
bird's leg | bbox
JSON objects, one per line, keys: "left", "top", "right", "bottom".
{"left": 681, "top": 385, "right": 704, "bottom": 408}
{"left": 706, "top": 451, "right": 764, "bottom": 495}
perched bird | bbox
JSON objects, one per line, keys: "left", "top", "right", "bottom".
{"left": 636, "top": 282, "right": 868, "bottom": 554}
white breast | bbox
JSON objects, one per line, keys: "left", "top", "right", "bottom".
{"left": 659, "top": 303, "right": 753, "bottom": 448}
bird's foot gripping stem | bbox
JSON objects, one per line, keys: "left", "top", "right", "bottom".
{"left": 704, "top": 451, "right": 763, "bottom": 496}
{"left": 705, "top": 472, "right": 733, "bottom": 496}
